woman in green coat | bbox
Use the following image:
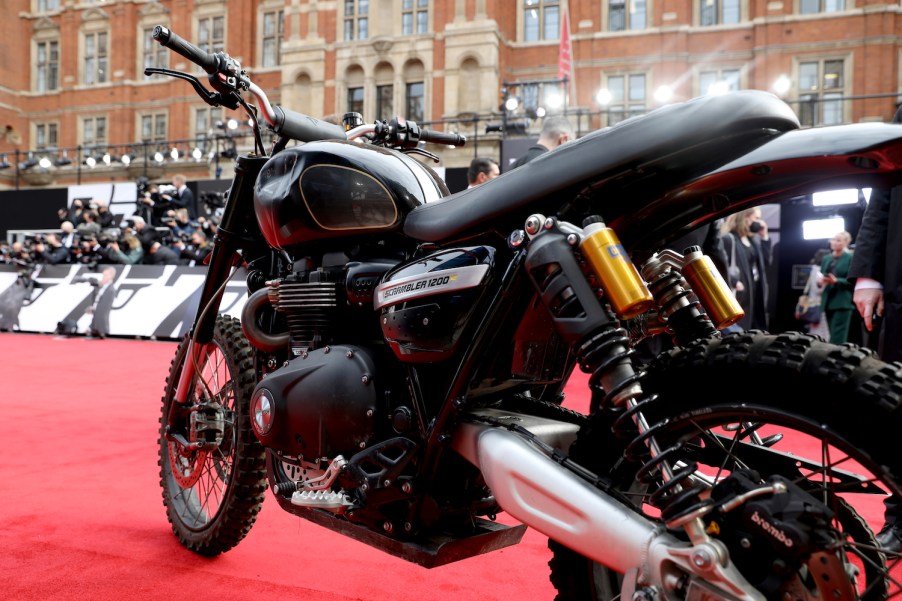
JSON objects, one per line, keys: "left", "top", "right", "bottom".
{"left": 819, "top": 231, "right": 855, "bottom": 343}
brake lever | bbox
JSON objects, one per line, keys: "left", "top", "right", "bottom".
{"left": 402, "top": 147, "right": 440, "bottom": 163}
{"left": 143, "top": 67, "right": 240, "bottom": 110}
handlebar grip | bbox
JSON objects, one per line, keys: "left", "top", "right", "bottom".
{"left": 152, "top": 26, "right": 219, "bottom": 75}
{"left": 272, "top": 107, "right": 348, "bottom": 142}
{"left": 419, "top": 129, "right": 467, "bottom": 147}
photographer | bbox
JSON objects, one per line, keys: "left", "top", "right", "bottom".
{"left": 94, "top": 199, "right": 115, "bottom": 229}
{"left": 3, "top": 241, "right": 29, "bottom": 266}
{"left": 33, "top": 233, "right": 72, "bottom": 265}
{"left": 59, "top": 221, "right": 77, "bottom": 249}
{"left": 136, "top": 181, "right": 172, "bottom": 226}
{"left": 76, "top": 209, "right": 102, "bottom": 239}
{"left": 126, "top": 215, "right": 160, "bottom": 261}
{"left": 67, "top": 198, "right": 87, "bottom": 226}
{"left": 173, "top": 230, "right": 212, "bottom": 266}
{"left": 106, "top": 232, "right": 144, "bottom": 265}
{"left": 163, "top": 173, "right": 198, "bottom": 220}
{"left": 147, "top": 240, "right": 181, "bottom": 265}
{"left": 74, "top": 234, "right": 115, "bottom": 267}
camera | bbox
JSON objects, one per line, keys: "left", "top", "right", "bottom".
{"left": 201, "top": 190, "right": 227, "bottom": 209}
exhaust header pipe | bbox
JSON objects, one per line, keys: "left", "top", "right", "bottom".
{"left": 451, "top": 411, "right": 657, "bottom": 574}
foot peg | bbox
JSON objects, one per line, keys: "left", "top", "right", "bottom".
{"left": 290, "top": 489, "right": 352, "bottom": 512}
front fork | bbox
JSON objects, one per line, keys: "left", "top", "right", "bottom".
{"left": 520, "top": 214, "right": 759, "bottom": 599}
{"left": 168, "top": 154, "right": 268, "bottom": 429}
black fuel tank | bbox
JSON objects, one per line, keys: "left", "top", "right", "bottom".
{"left": 253, "top": 140, "right": 449, "bottom": 249}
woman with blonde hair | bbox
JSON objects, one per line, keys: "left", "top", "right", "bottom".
{"left": 817, "top": 230, "right": 855, "bottom": 343}
{"left": 107, "top": 232, "right": 145, "bottom": 265}
{"left": 720, "top": 206, "right": 773, "bottom": 330}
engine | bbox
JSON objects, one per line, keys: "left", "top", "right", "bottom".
{"left": 249, "top": 343, "right": 378, "bottom": 458}
{"left": 243, "top": 258, "right": 398, "bottom": 458}
{"left": 242, "top": 246, "right": 495, "bottom": 464}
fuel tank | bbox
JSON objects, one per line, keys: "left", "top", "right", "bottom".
{"left": 253, "top": 140, "right": 449, "bottom": 249}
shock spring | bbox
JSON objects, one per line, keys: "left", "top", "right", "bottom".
{"left": 642, "top": 252, "right": 718, "bottom": 347}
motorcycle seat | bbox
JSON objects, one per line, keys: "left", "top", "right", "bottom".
{"left": 403, "top": 90, "right": 800, "bottom": 242}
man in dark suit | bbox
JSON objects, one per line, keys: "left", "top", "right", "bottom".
{"left": 147, "top": 241, "right": 182, "bottom": 265}
{"left": 165, "top": 173, "right": 199, "bottom": 220}
{"left": 848, "top": 105, "right": 902, "bottom": 552}
{"left": 509, "top": 116, "right": 574, "bottom": 170}
{"left": 34, "top": 233, "right": 72, "bottom": 264}
{"left": 86, "top": 266, "right": 118, "bottom": 338}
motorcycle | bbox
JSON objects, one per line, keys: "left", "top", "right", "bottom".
{"left": 149, "top": 25, "right": 902, "bottom": 601}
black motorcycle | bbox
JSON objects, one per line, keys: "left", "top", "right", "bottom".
{"left": 150, "top": 25, "right": 902, "bottom": 601}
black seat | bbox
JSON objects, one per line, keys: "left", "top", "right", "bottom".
{"left": 403, "top": 90, "right": 799, "bottom": 242}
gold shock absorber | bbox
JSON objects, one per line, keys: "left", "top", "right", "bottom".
{"left": 579, "top": 219, "right": 655, "bottom": 320}
{"left": 680, "top": 247, "right": 744, "bottom": 329}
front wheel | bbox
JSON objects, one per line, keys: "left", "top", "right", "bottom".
{"left": 158, "top": 315, "right": 267, "bottom": 556}
{"left": 550, "top": 331, "right": 902, "bottom": 600}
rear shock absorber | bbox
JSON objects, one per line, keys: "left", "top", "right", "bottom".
{"left": 641, "top": 247, "right": 744, "bottom": 346}
{"left": 615, "top": 399, "right": 710, "bottom": 523}
{"left": 521, "top": 214, "right": 716, "bottom": 540}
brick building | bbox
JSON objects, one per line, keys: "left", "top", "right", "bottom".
{"left": 0, "top": 0, "right": 900, "bottom": 189}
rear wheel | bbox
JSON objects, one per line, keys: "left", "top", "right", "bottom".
{"left": 549, "top": 331, "right": 902, "bottom": 600}
{"left": 158, "top": 315, "right": 267, "bottom": 556}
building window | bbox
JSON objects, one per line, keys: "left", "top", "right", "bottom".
{"left": 406, "top": 82, "right": 424, "bottom": 123}
{"left": 523, "top": 0, "right": 560, "bottom": 42}
{"left": 36, "top": 40, "right": 59, "bottom": 92}
{"left": 344, "top": 0, "right": 369, "bottom": 41}
{"left": 700, "top": 0, "right": 740, "bottom": 26}
{"left": 143, "top": 26, "right": 168, "bottom": 80}
{"left": 376, "top": 85, "right": 394, "bottom": 119}
{"left": 402, "top": 0, "right": 428, "bottom": 35}
{"left": 37, "top": 0, "right": 60, "bottom": 11}
{"left": 35, "top": 123, "right": 58, "bottom": 149}
{"left": 198, "top": 16, "right": 225, "bottom": 58}
{"left": 83, "top": 117, "right": 107, "bottom": 148}
{"left": 799, "top": 0, "right": 844, "bottom": 13}
{"left": 798, "top": 59, "right": 845, "bottom": 127}
{"left": 602, "top": 73, "right": 646, "bottom": 125}
{"left": 195, "top": 107, "right": 223, "bottom": 138}
{"left": 262, "top": 10, "right": 284, "bottom": 68}
{"left": 347, "top": 87, "right": 364, "bottom": 115}
{"left": 84, "top": 31, "right": 109, "bottom": 85}
{"left": 699, "top": 68, "right": 741, "bottom": 96}
{"left": 609, "top": 0, "right": 647, "bottom": 31}
{"left": 141, "top": 113, "right": 168, "bottom": 142}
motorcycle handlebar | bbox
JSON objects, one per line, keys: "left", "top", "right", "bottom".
{"left": 419, "top": 129, "right": 467, "bottom": 147}
{"left": 149, "top": 27, "right": 457, "bottom": 147}
{"left": 272, "top": 106, "right": 348, "bottom": 143}
{"left": 152, "top": 26, "right": 219, "bottom": 75}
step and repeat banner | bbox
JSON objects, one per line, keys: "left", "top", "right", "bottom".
{"left": 0, "top": 263, "right": 248, "bottom": 339}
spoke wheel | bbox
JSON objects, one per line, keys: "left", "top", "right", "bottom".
{"left": 549, "top": 331, "right": 902, "bottom": 601}
{"left": 158, "top": 315, "right": 266, "bottom": 556}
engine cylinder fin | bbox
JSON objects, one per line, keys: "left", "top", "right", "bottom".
{"left": 267, "top": 279, "right": 339, "bottom": 351}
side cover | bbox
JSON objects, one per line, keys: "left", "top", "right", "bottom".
{"left": 375, "top": 246, "right": 495, "bottom": 362}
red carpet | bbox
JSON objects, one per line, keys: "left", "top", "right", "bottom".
{"left": 0, "top": 333, "right": 562, "bottom": 601}
{"left": 2, "top": 332, "right": 895, "bottom": 600}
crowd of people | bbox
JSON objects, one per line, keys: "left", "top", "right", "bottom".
{"left": 1, "top": 173, "right": 215, "bottom": 270}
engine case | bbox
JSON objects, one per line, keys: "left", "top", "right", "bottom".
{"left": 251, "top": 344, "right": 377, "bottom": 458}
{"left": 375, "top": 246, "right": 495, "bottom": 363}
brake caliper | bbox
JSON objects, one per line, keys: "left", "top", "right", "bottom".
{"left": 704, "top": 470, "right": 841, "bottom": 596}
